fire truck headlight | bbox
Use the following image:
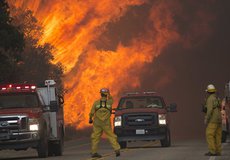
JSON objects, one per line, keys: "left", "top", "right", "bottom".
{"left": 114, "top": 116, "right": 122, "bottom": 127}
{"left": 158, "top": 114, "right": 167, "bottom": 125}
{"left": 29, "top": 124, "right": 39, "bottom": 131}
{"left": 29, "top": 118, "right": 39, "bottom": 131}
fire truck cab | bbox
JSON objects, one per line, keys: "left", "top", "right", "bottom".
{"left": 113, "top": 92, "right": 177, "bottom": 148}
{"left": 0, "top": 80, "right": 64, "bottom": 158}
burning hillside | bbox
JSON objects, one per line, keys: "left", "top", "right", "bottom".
{"left": 7, "top": 0, "right": 217, "bottom": 130}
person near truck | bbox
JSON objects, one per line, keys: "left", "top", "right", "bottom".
{"left": 204, "top": 84, "right": 222, "bottom": 156}
{"left": 89, "top": 88, "right": 120, "bottom": 158}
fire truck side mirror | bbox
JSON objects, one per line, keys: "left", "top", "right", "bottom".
{"left": 58, "top": 96, "right": 64, "bottom": 105}
{"left": 50, "top": 101, "right": 58, "bottom": 112}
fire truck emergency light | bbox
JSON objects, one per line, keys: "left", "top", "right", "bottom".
{"left": 31, "top": 86, "right": 36, "bottom": 89}
{"left": 0, "top": 84, "right": 36, "bottom": 91}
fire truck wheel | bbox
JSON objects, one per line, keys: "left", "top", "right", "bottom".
{"left": 48, "top": 142, "right": 54, "bottom": 156}
{"left": 119, "top": 141, "right": 127, "bottom": 149}
{"left": 37, "top": 129, "right": 48, "bottom": 158}
{"left": 160, "top": 129, "right": 171, "bottom": 147}
{"left": 53, "top": 129, "right": 64, "bottom": 156}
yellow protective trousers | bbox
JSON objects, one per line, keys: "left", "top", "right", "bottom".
{"left": 206, "top": 123, "right": 222, "bottom": 154}
{"left": 91, "top": 122, "right": 120, "bottom": 154}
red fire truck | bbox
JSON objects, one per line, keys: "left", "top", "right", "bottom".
{"left": 0, "top": 80, "right": 64, "bottom": 158}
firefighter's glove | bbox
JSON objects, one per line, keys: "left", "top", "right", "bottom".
{"left": 89, "top": 118, "right": 93, "bottom": 124}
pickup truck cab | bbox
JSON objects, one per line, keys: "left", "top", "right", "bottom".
{"left": 113, "top": 92, "right": 177, "bottom": 148}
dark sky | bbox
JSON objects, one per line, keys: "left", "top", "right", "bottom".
{"left": 96, "top": 0, "right": 230, "bottom": 139}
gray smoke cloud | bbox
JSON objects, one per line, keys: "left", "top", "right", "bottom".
{"left": 95, "top": 0, "right": 230, "bottom": 139}
{"left": 140, "top": 0, "right": 230, "bottom": 139}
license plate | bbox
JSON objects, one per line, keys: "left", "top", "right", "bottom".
{"left": 136, "top": 129, "right": 145, "bottom": 134}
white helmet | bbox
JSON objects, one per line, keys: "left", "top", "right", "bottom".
{"left": 100, "top": 88, "right": 110, "bottom": 94}
{"left": 206, "top": 84, "right": 216, "bottom": 93}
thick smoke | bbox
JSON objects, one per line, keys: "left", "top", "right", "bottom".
{"left": 142, "top": 1, "right": 230, "bottom": 139}
{"left": 146, "top": 0, "right": 230, "bottom": 139}
{"left": 96, "top": 0, "right": 230, "bottom": 139}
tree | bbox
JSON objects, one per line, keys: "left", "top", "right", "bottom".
{"left": 0, "top": 0, "right": 24, "bottom": 83}
{"left": 0, "top": 1, "right": 64, "bottom": 93}
{"left": 0, "top": 0, "right": 24, "bottom": 51}
{"left": 9, "top": 6, "right": 64, "bottom": 92}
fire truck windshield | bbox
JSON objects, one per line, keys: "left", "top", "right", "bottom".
{"left": 0, "top": 93, "right": 39, "bottom": 109}
{"left": 118, "top": 96, "right": 164, "bottom": 109}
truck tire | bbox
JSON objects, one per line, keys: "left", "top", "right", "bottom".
{"left": 37, "top": 129, "right": 48, "bottom": 158}
{"left": 119, "top": 141, "right": 127, "bottom": 149}
{"left": 53, "top": 130, "right": 64, "bottom": 156}
{"left": 48, "top": 142, "right": 54, "bottom": 156}
{"left": 160, "top": 129, "right": 171, "bottom": 147}
{"left": 48, "top": 129, "right": 64, "bottom": 156}
{"left": 222, "top": 131, "right": 227, "bottom": 143}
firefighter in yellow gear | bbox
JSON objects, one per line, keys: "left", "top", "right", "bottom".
{"left": 89, "top": 88, "right": 120, "bottom": 158}
{"left": 204, "top": 84, "right": 222, "bottom": 156}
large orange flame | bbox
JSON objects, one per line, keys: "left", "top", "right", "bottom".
{"left": 8, "top": 0, "right": 180, "bottom": 128}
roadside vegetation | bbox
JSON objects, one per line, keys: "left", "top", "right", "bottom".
{"left": 0, "top": 0, "right": 64, "bottom": 92}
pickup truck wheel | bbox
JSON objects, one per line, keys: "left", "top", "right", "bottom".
{"left": 160, "top": 129, "right": 171, "bottom": 147}
{"left": 37, "top": 129, "right": 48, "bottom": 158}
{"left": 119, "top": 141, "right": 127, "bottom": 149}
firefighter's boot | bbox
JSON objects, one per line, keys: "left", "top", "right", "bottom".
{"left": 115, "top": 150, "right": 120, "bottom": 157}
{"left": 91, "top": 153, "right": 102, "bottom": 158}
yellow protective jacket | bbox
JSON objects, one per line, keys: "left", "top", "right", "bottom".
{"left": 205, "top": 94, "right": 221, "bottom": 124}
{"left": 89, "top": 95, "right": 113, "bottom": 125}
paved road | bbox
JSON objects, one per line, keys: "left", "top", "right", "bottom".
{"left": 0, "top": 138, "right": 229, "bottom": 160}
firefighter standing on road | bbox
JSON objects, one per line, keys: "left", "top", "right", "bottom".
{"left": 204, "top": 84, "right": 222, "bottom": 156}
{"left": 89, "top": 88, "right": 120, "bottom": 158}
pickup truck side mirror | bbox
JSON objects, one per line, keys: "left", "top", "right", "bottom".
{"left": 167, "top": 103, "right": 177, "bottom": 112}
{"left": 111, "top": 108, "right": 116, "bottom": 114}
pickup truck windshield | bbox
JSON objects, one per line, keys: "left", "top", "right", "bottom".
{"left": 118, "top": 96, "right": 164, "bottom": 109}
{"left": 0, "top": 93, "right": 39, "bottom": 109}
